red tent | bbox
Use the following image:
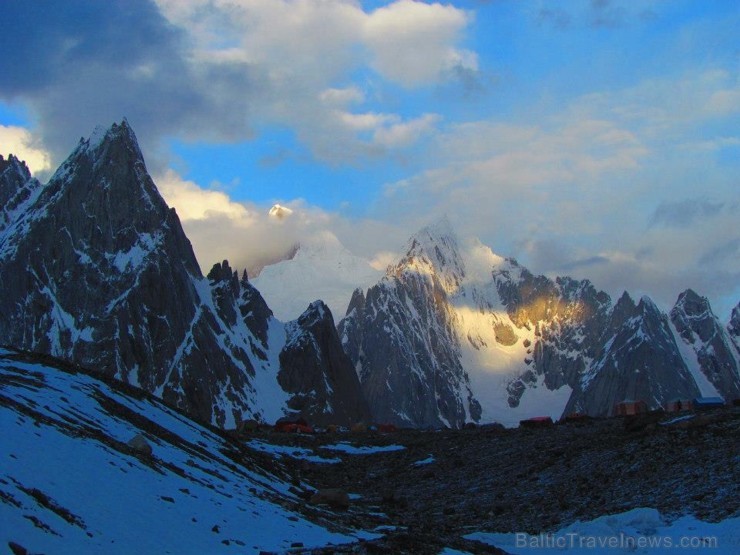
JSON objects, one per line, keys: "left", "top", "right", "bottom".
{"left": 614, "top": 400, "right": 648, "bottom": 416}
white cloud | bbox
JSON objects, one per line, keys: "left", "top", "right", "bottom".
{"left": 320, "top": 86, "right": 365, "bottom": 107}
{"left": 149, "top": 0, "right": 472, "bottom": 163}
{"left": 156, "top": 0, "right": 475, "bottom": 86}
{"left": 377, "top": 68, "right": 739, "bottom": 317}
{"left": 368, "top": 250, "right": 398, "bottom": 271}
{"left": 373, "top": 113, "right": 441, "bottom": 148}
{"left": 0, "top": 125, "right": 52, "bottom": 176}
{"left": 155, "top": 168, "right": 406, "bottom": 278}
{"left": 157, "top": 169, "right": 254, "bottom": 224}
{"left": 156, "top": 169, "right": 290, "bottom": 275}
{"left": 363, "top": 0, "right": 477, "bottom": 86}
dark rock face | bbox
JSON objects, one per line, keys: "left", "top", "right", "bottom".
{"left": 727, "top": 302, "right": 740, "bottom": 347}
{"left": 493, "top": 262, "right": 612, "bottom": 408}
{"left": 0, "top": 154, "right": 41, "bottom": 234}
{"left": 0, "top": 121, "right": 257, "bottom": 425}
{"left": 339, "top": 222, "right": 481, "bottom": 429}
{"left": 0, "top": 121, "right": 369, "bottom": 428}
{"left": 340, "top": 221, "right": 739, "bottom": 425}
{"left": 492, "top": 267, "right": 707, "bottom": 417}
{"left": 566, "top": 294, "right": 700, "bottom": 416}
{"left": 279, "top": 301, "right": 370, "bottom": 426}
{"left": 670, "top": 289, "right": 740, "bottom": 400}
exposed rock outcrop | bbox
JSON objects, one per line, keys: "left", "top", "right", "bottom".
{"left": 339, "top": 221, "right": 739, "bottom": 426}
{"left": 566, "top": 294, "right": 700, "bottom": 416}
{"left": 279, "top": 301, "right": 371, "bottom": 426}
{"left": 670, "top": 289, "right": 740, "bottom": 400}
{"left": 0, "top": 121, "right": 371, "bottom": 428}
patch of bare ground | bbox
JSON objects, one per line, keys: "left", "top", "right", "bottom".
{"left": 236, "top": 408, "right": 740, "bottom": 554}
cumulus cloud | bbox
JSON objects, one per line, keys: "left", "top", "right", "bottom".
{"left": 157, "top": 170, "right": 254, "bottom": 224}
{"left": 156, "top": 170, "right": 302, "bottom": 276}
{"left": 363, "top": 0, "right": 477, "bottom": 86}
{"left": 372, "top": 113, "right": 441, "bottom": 149}
{"left": 155, "top": 169, "right": 408, "bottom": 278}
{"left": 377, "top": 69, "right": 739, "bottom": 317}
{"left": 0, "top": 0, "right": 475, "bottom": 169}
{"left": 0, "top": 125, "right": 52, "bottom": 177}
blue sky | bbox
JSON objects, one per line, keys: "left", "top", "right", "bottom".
{"left": 0, "top": 0, "right": 738, "bottom": 318}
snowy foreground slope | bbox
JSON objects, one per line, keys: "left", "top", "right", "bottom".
{"left": 0, "top": 348, "right": 375, "bottom": 554}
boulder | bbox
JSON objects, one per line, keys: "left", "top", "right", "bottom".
{"left": 309, "top": 488, "right": 350, "bottom": 510}
{"left": 238, "top": 419, "right": 260, "bottom": 433}
{"left": 127, "top": 434, "right": 153, "bottom": 456}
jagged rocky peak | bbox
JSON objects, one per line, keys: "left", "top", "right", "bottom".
{"left": 1, "top": 153, "right": 41, "bottom": 233}
{"left": 674, "top": 288, "right": 711, "bottom": 315}
{"left": 390, "top": 216, "right": 466, "bottom": 292}
{"left": 297, "top": 299, "right": 332, "bottom": 325}
{"left": 628, "top": 294, "right": 674, "bottom": 337}
{"left": 0, "top": 120, "right": 230, "bottom": 423}
{"left": 727, "top": 302, "right": 740, "bottom": 340}
{"left": 0, "top": 153, "right": 31, "bottom": 181}
{"left": 345, "top": 287, "right": 366, "bottom": 317}
{"left": 208, "top": 259, "right": 239, "bottom": 287}
{"left": 208, "top": 259, "right": 242, "bottom": 327}
{"left": 0, "top": 154, "right": 10, "bottom": 173}
{"left": 492, "top": 261, "right": 610, "bottom": 332}
{"left": 35, "top": 118, "right": 202, "bottom": 276}
{"left": 565, "top": 290, "right": 700, "bottom": 417}
{"left": 606, "top": 291, "right": 637, "bottom": 328}
{"left": 279, "top": 300, "right": 371, "bottom": 426}
{"left": 0, "top": 119, "right": 383, "bottom": 429}
{"left": 671, "top": 289, "right": 714, "bottom": 343}
{"left": 670, "top": 289, "right": 740, "bottom": 400}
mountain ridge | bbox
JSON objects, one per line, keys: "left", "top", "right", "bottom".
{"left": 2, "top": 121, "right": 737, "bottom": 430}
{"left": 0, "top": 120, "right": 368, "bottom": 428}
{"left": 338, "top": 218, "right": 740, "bottom": 427}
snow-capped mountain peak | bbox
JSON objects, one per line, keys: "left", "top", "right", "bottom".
{"left": 0, "top": 154, "right": 41, "bottom": 236}
{"left": 0, "top": 121, "right": 370, "bottom": 428}
{"left": 390, "top": 216, "right": 467, "bottom": 294}
{"left": 669, "top": 288, "right": 740, "bottom": 400}
{"left": 252, "top": 232, "right": 382, "bottom": 322}
{"left": 340, "top": 218, "right": 740, "bottom": 427}
{"left": 730, "top": 302, "right": 740, "bottom": 340}
{"left": 268, "top": 203, "right": 293, "bottom": 219}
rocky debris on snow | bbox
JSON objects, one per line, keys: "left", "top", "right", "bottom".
{"left": 126, "top": 433, "right": 153, "bottom": 456}
{"left": 310, "top": 489, "right": 351, "bottom": 510}
{"left": 244, "top": 405, "right": 739, "bottom": 553}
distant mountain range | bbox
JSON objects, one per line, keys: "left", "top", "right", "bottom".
{"left": 1, "top": 121, "right": 738, "bottom": 429}
{"left": 336, "top": 219, "right": 740, "bottom": 427}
